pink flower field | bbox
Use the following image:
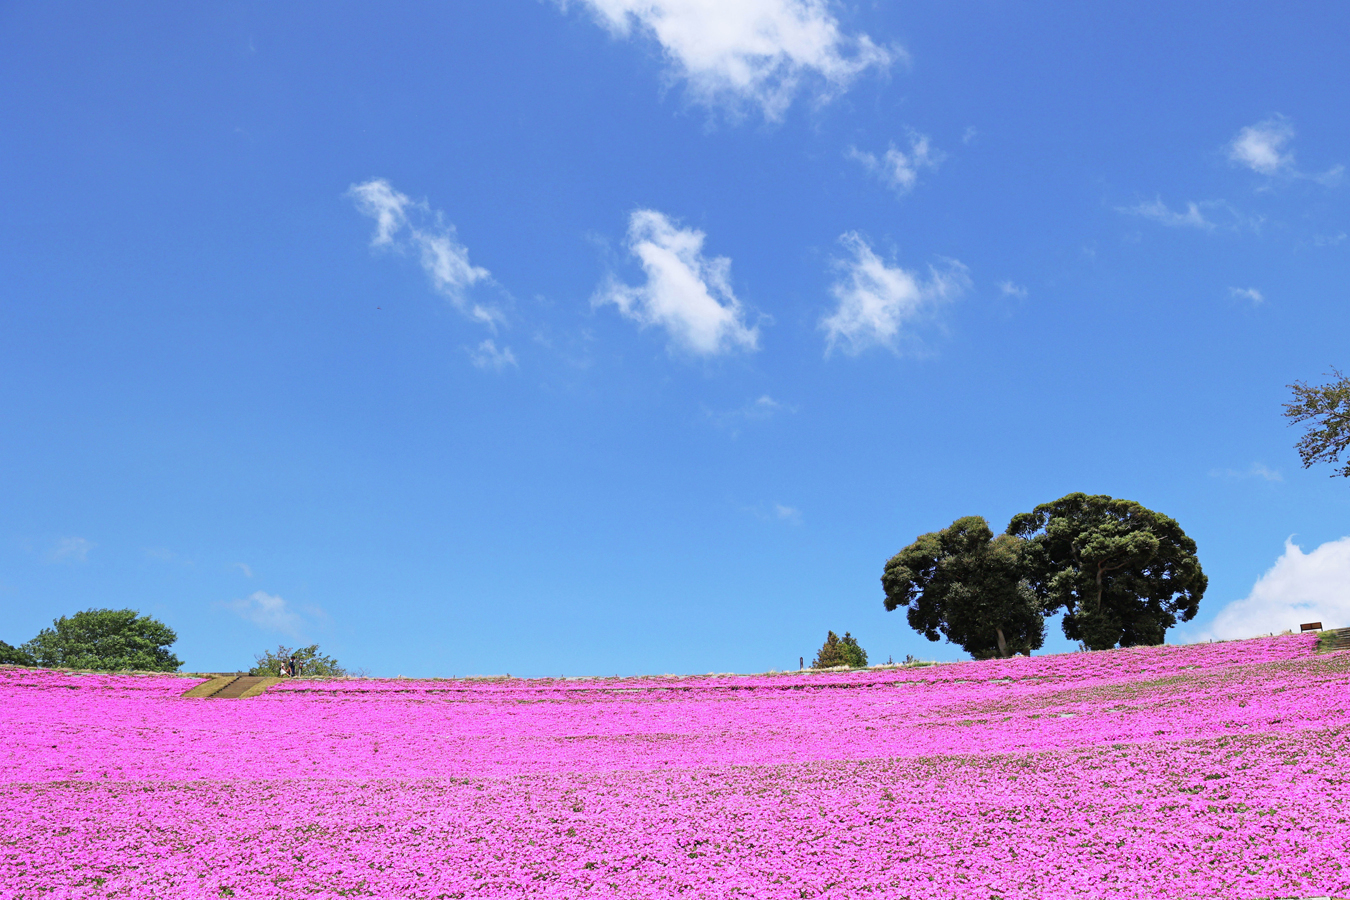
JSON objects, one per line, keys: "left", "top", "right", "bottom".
{"left": 2, "top": 634, "right": 1347, "bottom": 899}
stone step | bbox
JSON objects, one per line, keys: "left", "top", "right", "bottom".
{"left": 1317, "top": 627, "right": 1350, "bottom": 653}
{"left": 211, "top": 676, "right": 279, "bottom": 699}
{"left": 182, "top": 675, "right": 238, "bottom": 698}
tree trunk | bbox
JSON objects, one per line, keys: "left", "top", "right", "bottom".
{"left": 996, "top": 626, "right": 1008, "bottom": 657}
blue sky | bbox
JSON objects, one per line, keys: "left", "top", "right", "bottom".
{"left": 2, "top": 1, "right": 1348, "bottom": 677}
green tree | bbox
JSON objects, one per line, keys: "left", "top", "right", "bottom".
{"left": 249, "top": 644, "right": 347, "bottom": 677}
{"left": 1007, "top": 493, "right": 1206, "bottom": 651}
{"left": 1284, "top": 367, "right": 1350, "bottom": 478}
{"left": 811, "top": 631, "right": 867, "bottom": 668}
{"left": 20, "top": 608, "right": 182, "bottom": 671}
{"left": 882, "top": 516, "right": 1044, "bottom": 659}
{"left": 0, "top": 640, "right": 35, "bottom": 666}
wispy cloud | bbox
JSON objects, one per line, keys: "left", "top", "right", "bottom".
{"left": 998, "top": 281, "right": 1028, "bottom": 299}
{"left": 706, "top": 394, "right": 795, "bottom": 433}
{"left": 1228, "top": 115, "right": 1343, "bottom": 185}
{"left": 1229, "top": 286, "right": 1264, "bottom": 305}
{"left": 821, "top": 232, "right": 969, "bottom": 356}
{"left": 348, "top": 179, "right": 504, "bottom": 328}
{"left": 595, "top": 209, "right": 759, "bottom": 357}
{"left": 49, "top": 537, "right": 93, "bottom": 564}
{"left": 235, "top": 562, "right": 253, "bottom": 578}
{"left": 744, "top": 502, "right": 804, "bottom": 524}
{"left": 1119, "top": 197, "right": 1215, "bottom": 230}
{"left": 469, "top": 339, "right": 518, "bottom": 371}
{"left": 1209, "top": 462, "right": 1282, "bottom": 482}
{"left": 1194, "top": 536, "right": 1350, "bottom": 640}
{"left": 223, "top": 590, "right": 327, "bottom": 638}
{"left": 1118, "top": 196, "right": 1260, "bottom": 233}
{"left": 558, "top": 0, "right": 898, "bottom": 120}
{"left": 848, "top": 132, "right": 942, "bottom": 197}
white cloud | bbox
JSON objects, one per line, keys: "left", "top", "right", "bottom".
{"left": 348, "top": 179, "right": 500, "bottom": 327}
{"left": 773, "top": 503, "right": 803, "bottom": 524}
{"left": 1229, "top": 117, "right": 1296, "bottom": 175}
{"left": 848, "top": 132, "right": 941, "bottom": 196}
{"left": 560, "top": 0, "right": 897, "bottom": 120}
{"left": 821, "top": 232, "right": 969, "bottom": 356}
{"left": 49, "top": 537, "right": 93, "bottom": 564}
{"left": 1229, "top": 286, "right": 1264, "bottom": 305}
{"left": 469, "top": 339, "right": 518, "bottom": 371}
{"left": 1228, "top": 116, "right": 1343, "bottom": 185}
{"left": 1120, "top": 197, "right": 1215, "bottom": 230}
{"left": 1119, "top": 196, "right": 1261, "bottom": 233}
{"left": 1313, "top": 232, "right": 1347, "bottom": 247}
{"left": 1198, "top": 537, "right": 1350, "bottom": 640}
{"left": 235, "top": 562, "right": 253, "bottom": 578}
{"left": 224, "top": 590, "right": 313, "bottom": 636}
{"left": 595, "top": 209, "right": 759, "bottom": 356}
{"left": 706, "top": 394, "right": 794, "bottom": 432}
{"left": 998, "top": 280, "right": 1028, "bottom": 299}
{"left": 1209, "top": 462, "right": 1282, "bottom": 482}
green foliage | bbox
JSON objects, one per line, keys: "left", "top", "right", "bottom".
{"left": 882, "top": 516, "right": 1044, "bottom": 659}
{"left": 19, "top": 608, "right": 182, "bottom": 671}
{"left": 0, "top": 640, "right": 35, "bottom": 666}
{"left": 249, "top": 644, "right": 347, "bottom": 677}
{"left": 812, "top": 631, "right": 867, "bottom": 669}
{"left": 1284, "top": 367, "right": 1350, "bottom": 478}
{"left": 1008, "top": 493, "right": 1206, "bottom": 651}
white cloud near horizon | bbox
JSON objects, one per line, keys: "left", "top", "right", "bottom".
{"left": 559, "top": 0, "right": 898, "bottom": 120}
{"left": 1228, "top": 116, "right": 1343, "bottom": 185}
{"left": 848, "top": 132, "right": 941, "bottom": 196}
{"left": 348, "top": 179, "right": 503, "bottom": 328}
{"left": 223, "top": 590, "right": 329, "bottom": 638}
{"left": 1198, "top": 537, "right": 1350, "bottom": 640}
{"left": 595, "top": 209, "right": 759, "bottom": 356}
{"left": 821, "top": 232, "right": 969, "bottom": 355}
{"left": 49, "top": 537, "right": 93, "bottom": 564}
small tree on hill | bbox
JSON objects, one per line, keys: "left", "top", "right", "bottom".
{"left": 812, "top": 631, "right": 867, "bottom": 669}
{"left": 250, "top": 644, "right": 347, "bottom": 677}
{"left": 883, "top": 516, "right": 1044, "bottom": 659}
{"left": 20, "top": 608, "right": 182, "bottom": 671}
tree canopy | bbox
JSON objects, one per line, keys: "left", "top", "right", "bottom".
{"left": 249, "top": 644, "right": 347, "bottom": 677}
{"left": 1007, "top": 493, "right": 1205, "bottom": 651}
{"left": 0, "top": 640, "right": 34, "bottom": 666}
{"left": 1284, "top": 367, "right": 1350, "bottom": 478}
{"left": 811, "top": 631, "right": 867, "bottom": 669}
{"left": 882, "top": 516, "right": 1044, "bottom": 659}
{"left": 20, "top": 608, "right": 182, "bottom": 671}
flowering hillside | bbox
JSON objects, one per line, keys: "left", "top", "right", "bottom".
{"left": 2, "top": 634, "right": 1347, "bottom": 899}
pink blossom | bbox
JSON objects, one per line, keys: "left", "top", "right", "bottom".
{"left": 1, "top": 634, "right": 1346, "bottom": 898}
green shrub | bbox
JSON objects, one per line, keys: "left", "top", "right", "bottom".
{"left": 812, "top": 631, "right": 867, "bottom": 669}
{"left": 20, "top": 609, "right": 181, "bottom": 671}
{"left": 250, "top": 644, "right": 347, "bottom": 677}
